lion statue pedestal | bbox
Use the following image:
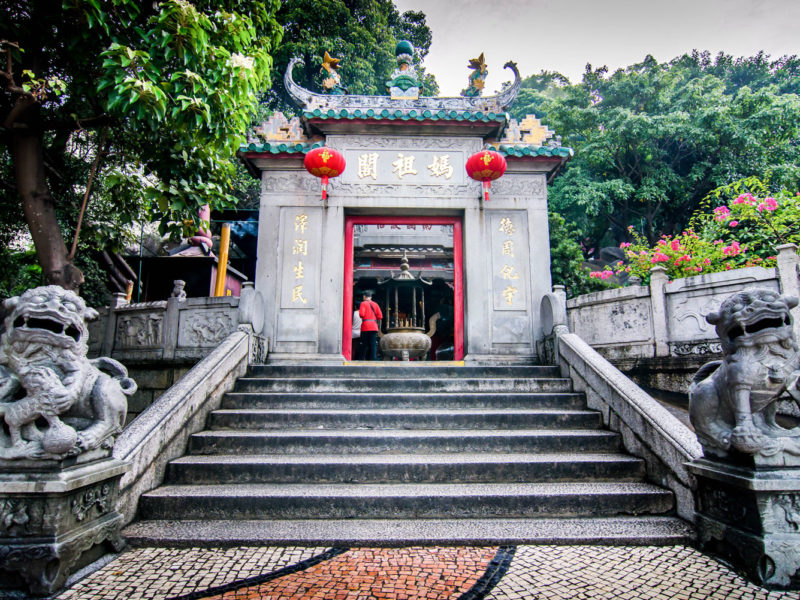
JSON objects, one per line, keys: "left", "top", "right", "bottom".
{"left": 0, "top": 286, "right": 134, "bottom": 596}
{"left": 688, "top": 288, "right": 800, "bottom": 589}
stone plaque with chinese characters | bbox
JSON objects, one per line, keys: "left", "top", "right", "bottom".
{"left": 491, "top": 213, "right": 529, "bottom": 311}
{"left": 280, "top": 208, "right": 322, "bottom": 309}
{"left": 342, "top": 150, "right": 466, "bottom": 185}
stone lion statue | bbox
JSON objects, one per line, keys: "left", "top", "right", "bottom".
{"left": 0, "top": 286, "right": 136, "bottom": 460}
{"left": 689, "top": 288, "right": 800, "bottom": 459}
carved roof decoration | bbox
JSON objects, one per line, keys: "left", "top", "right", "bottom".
{"left": 284, "top": 56, "right": 522, "bottom": 116}
{"left": 500, "top": 115, "right": 555, "bottom": 147}
{"left": 250, "top": 113, "right": 310, "bottom": 144}
{"left": 241, "top": 140, "right": 324, "bottom": 155}
{"left": 486, "top": 115, "right": 572, "bottom": 159}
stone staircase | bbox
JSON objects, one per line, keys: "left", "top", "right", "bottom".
{"left": 123, "top": 364, "right": 693, "bottom": 545}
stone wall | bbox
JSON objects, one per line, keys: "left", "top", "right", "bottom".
{"left": 88, "top": 285, "right": 267, "bottom": 421}
{"left": 566, "top": 244, "right": 800, "bottom": 394}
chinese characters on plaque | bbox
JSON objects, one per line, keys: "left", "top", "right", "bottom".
{"left": 291, "top": 213, "right": 308, "bottom": 304}
{"left": 345, "top": 150, "right": 463, "bottom": 184}
{"left": 492, "top": 215, "right": 526, "bottom": 310}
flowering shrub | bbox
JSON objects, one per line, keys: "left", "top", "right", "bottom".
{"left": 693, "top": 178, "right": 800, "bottom": 262}
{"left": 612, "top": 227, "right": 764, "bottom": 284}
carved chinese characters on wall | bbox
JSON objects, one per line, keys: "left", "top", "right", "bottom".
{"left": 281, "top": 209, "right": 321, "bottom": 309}
{"left": 344, "top": 150, "right": 465, "bottom": 185}
{"left": 491, "top": 214, "right": 527, "bottom": 311}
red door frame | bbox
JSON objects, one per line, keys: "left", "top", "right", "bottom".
{"left": 343, "top": 215, "right": 464, "bottom": 360}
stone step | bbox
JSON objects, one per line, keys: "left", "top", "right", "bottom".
{"left": 206, "top": 408, "right": 602, "bottom": 430}
{"left": 246, "top": 365, "right": 561, "bottom": 379}
{"left": 234, "top": 377, "right": 573, "bottom": 394}
{"left": 164, "top": 452, "right": 646, "bottom": 484}
{"left": 187, "top": 429, "right": 621, "bottom": 455}
{"left": 137, "top": 482, "right": 674, "bottom": 520}
{"left": 123, "top": 516, "right": 695, "bottom": 547}
{"left": 221, "top": 392, "right": 587, "bottom": 410}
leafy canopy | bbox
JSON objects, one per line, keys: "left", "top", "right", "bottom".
{"left": 512, "top": 52, "right": 800, "bottom": 252}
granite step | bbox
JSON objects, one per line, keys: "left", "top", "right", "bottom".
{"left": 206, "top": 408, "right": 602, "bottom": 430}
{"left": 123, "top": 516, "right": 695, "bottom": 547}
{"left": 234, "top": 377, "right": 573, "bottom": 394}
{"left": 246, "top": 365, "right": 561, "bottom": 379}
{"left": 164, "top": 452, "right": 646, "bottom": 484}
{"left": 221, "top": 391, "right": 587, "bottom": 410}
{"left": 137, "top": 481, "right": 674, "bottom": 520}
{"left": 187, "top": 429, "right": 621, "bottom": 455}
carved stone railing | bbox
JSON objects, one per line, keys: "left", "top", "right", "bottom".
{"left": 565, "top": 245, "right": 800, "bottom": 394}
{"left": 540, "top": 291, "right": 703, "bottom": 520}
{"left": 112, "top": 329, "right": 260, "bottom": 524}
{"left": 88, "top": 295, "right": 243, "bottom": 363}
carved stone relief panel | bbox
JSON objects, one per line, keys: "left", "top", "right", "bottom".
{"left": 178, "top": 310, "right": 235, "bottom": 347}
{"left": 114, "top": 312, "right": 164, "bottom": 348}
{"left": 491, "top": 174, "right": 546, "bottom": 198}
{"left": 570, "top": 298, "right": 653, "bottom": 346}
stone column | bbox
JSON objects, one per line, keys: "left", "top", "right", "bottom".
{"left": 648, "top": 266, "right": 669, "bottom": 357}
{"left": 776, "top": 243, "right": 800, "bottom": 340}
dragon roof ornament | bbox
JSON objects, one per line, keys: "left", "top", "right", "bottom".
{"left": 284, "top": 57, "right": 522, "bottom": 114}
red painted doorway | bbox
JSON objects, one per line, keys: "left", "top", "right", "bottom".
{"left": 343, "top": 215, "right": 463, "bottom": 361}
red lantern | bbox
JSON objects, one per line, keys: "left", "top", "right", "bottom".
{"left": 465, "top": 149, "right": 507, "bottom": 201}
{"left": 304, "top": 147, "right": 346, "bottom": 199}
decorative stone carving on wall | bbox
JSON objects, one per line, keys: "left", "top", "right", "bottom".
{"left": 0, "top": 500, "right": 29, "bottom": 536}
{"left": 262, "top": 173, "right": 322, "bottom": 194}
{"left": 689, "top": 289, "right": 800, "bottom": 461}
{"left": 70, "top": 483, "right": 111, "bottom": 523}
{"left": 180, "top": 310, "right": 235, "bottom": 347}
{"left": 0, "top": 286, "right": 136, "bottom": 460}
{"left": 490, "top": 174, "right": 546, "bottom": 198}
{"left": 336, "top": 135, "right": 480, "bottom": 151}
{"left": 671, "top": 341, "right": 723, "bottom": 356}
{"left": 333, "top": 182, "right": 476, "bottom": 198}
{"left": 115, "top": 312, "right": 164, "bottom": 348}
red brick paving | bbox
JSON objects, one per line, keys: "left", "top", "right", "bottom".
{"left": 206, "top": 546, "right": 497, "bottom": 600}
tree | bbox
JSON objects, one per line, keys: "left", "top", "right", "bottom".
{"left": 265, "top": 0, "right": 437, "bottom": 113}
{"left": 518, "top": 53, "right": 800, "bottom": 253}
{"left": 1, "top": 1, "right": 282, "bottom": 290}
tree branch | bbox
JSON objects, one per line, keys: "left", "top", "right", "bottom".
{"left": 68, "top": 127, "right": 109, "bottom": 260}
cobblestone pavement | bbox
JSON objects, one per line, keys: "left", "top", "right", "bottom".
{"left": 47, "top": 544, "right": 800, "bottom": 600}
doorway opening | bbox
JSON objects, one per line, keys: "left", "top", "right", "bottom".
{"left": 343, "top": 216, "right": 463, "bottom": 361}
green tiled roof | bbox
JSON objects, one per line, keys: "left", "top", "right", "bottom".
{"left": 302, "top": 108, "right": 508, "bottom": 123}
{"left": 240, "top": 141, "right": 324, "bottom": 154}
{"left": 488, "top": 143, "right": 573, "bottom": 158}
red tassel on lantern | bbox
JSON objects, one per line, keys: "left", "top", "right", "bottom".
{"left": 465, "top": 150, "right": 507, "bottom": 201}
{"left": 304, "top": 147, "right": 346, "bottom": 200}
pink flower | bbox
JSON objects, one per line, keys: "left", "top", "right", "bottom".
{"left": 703, "top": 258, "right": 711, "bottom": 265}
{"left": 729, "top": 221, "right": 738, "bottom": 227}
{"left": 713, "top": 240, "right": 723, "bottom": 245}
{"left": 670, "top": 239, "right": 681, "bottom": 251}
{"left": 601, "top": 270, "right": 613, "bottom": 280}
{"left": 723, "top": 241, "right": 741, "bottom": 256}
{"left": 757, "top": 197, "right": 778, "bottom": 212}
{"left": 651, "top": 252, "right": 669, "bottom": 263}
{"left": 713, "top": 206, "right": 730, "bottom": 221}
{"left": 619, "top": 242, "right": 631, "bottom": 248}
{"left": 733, "top": 193, "right": 756, "bottom": 206}
{"left": 695, "top": 266, "right": 703, "bottom": 272}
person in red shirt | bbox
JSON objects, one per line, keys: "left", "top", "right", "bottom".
{"left": 358, "top": 291, "right": 383, "bottom": 360}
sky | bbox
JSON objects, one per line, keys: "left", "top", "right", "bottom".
{"left": 393, "top": 0, "right": 800, "bottom": 95}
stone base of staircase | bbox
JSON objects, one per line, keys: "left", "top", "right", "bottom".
{"left": 125, "top": 363, "right": 693, "bottom": 547}
{"left": 124, "top": 517, "right": 693, "bottom": 547}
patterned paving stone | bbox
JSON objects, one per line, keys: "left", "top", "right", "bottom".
{"left": 54, "top": 546, "right": 326, "bottom": 600}
{"left": 48, "top": 544, "right": 800, "bottom": 600}
{"left": 485, "top": 545, "right": 800, "bottom": 600}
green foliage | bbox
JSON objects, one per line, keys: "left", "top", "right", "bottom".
{"left": 605, "top": 178, "right": 798, "bottom": 286}
{"left": 1, "top": 0, "right": 282, "bottom": 300}
{"left": 510, "top": 53, "right": 800, "bottom": 254}
{"left": 266, "top": 0, "right": 437, "bottom": 112}
{"left": 0, "top": 249, "right": 44, "bottom": 300}
{"left": 548, "top": 212, "right": 609, "bottom": 297}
